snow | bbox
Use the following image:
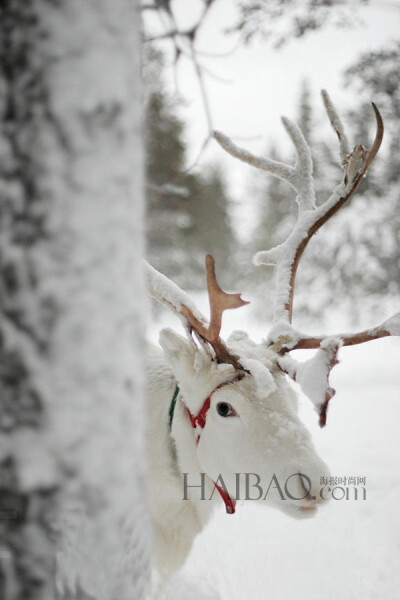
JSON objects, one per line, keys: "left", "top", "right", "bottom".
{"left": 145, "top": 260, "right": 206, "bottom": 325}
{"left": 265, "top": 319, "right": 300, "bottom": 348}
{"left": 149, "top": 298, "right": 400, "bottom": 600}
{"left": 4, "top": 1, "right": 153, "bottom": 597}
{"left": 213, "top": 130, "right": 296, "bottom": 187}
{"left": 215, "top": 87, "right": 367, "bottom": 327}
{"left": 382, "top": 312, "right": 400, "bottom": 336}
{"left": 321, "top": 88, "right": 351, "bottom": 163}
{"left": 280, "top": 116, "right": 315, "bottom": 209}
{"left": 240, "top": 357, "right": 276, "bottom": 397}
{"left": 0, "top": 430, "right": 59, "bottom": 491}
{"left": 252, "top": 244, "right": 280, "bottom": 266}
{"left": 252, "top": 178, "right": 348, "bottom": 323}
{"left": 294, "top": 337, "right": 342, "bottom": 415}
{"left": 214, "top": 113, "right": 317, "bottom": 209}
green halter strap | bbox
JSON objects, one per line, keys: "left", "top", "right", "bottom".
{"left": 168, "top": 384, "right": 180, "bottom": 429}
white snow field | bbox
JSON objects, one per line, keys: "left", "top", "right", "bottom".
{"left": 148, "top": 295, "right": 400, "bottom": 600}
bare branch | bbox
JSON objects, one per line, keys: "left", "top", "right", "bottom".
{"left": 144, "top": 1, "right": 219, "bottom": 171}
{"left": 183, "top": 38, "right": 214, "bottom": 172}
{"left": 185, "top": 134, "right": 213, "bottom": 173}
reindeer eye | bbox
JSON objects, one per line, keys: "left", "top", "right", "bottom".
{"left": 217, "top": 402, "right": 235, "bottom": 417}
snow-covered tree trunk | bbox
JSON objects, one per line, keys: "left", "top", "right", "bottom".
{"left": 0, "top": 1, "right": 150, "bottom": 599}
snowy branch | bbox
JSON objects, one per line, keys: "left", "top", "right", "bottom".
{"left": 213, "top": 130, "right": 298, "bottom": 194}
{"left": 145, "top": 260, "right": 206, "bottom": 325}
{"left": 290, "top": 312, "right": 400, "bottom": 350}
{"left": 278, "top": 338, "right": 341, "bottom": 427}
{"left": 321, "top": 88, "right": 351, "bottom": 163}
{"left": 268, "top": 311, "right": 399, "bottom": 427}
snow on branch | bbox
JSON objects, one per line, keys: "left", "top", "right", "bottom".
{"left": 216, "top": 92, "right": 388, "bottom": 427}
{"left": 213, "top": 115, "right": 316, "bottom": 211}
{"left": 145, "top": 260, "right": 206, "bottom": 326}
{"left": 266, "top": 314, "right": 400, "bottom": 352}
{"left": 290, "top": 312, "right": 400, "bottom": 350}
{"left": 381, "top": 313, "right": 400, "bottom": 336}
{"left": 321, "top": 89, "right": 351, "bottom": 163}
{"left": 280, "top": 117, "right": 315, "bottom": 210}
{"left": 269, "top": 311, "right": 399, "bottom": 427}
{"left": 252, "top": 96, "right": 382, "bottom": 324}
{"left": 214, "top": 94, "right": 383, "bottom": 326}
{"left": 212, "top": 130, "right": 296, "bottom": 186}
{"left": 279, "top": 338, "right": 342, "bottom": 427}
{"left": 145, "top": 257, "right": 248, "bottom": 370}
{"left": 149, "top": 91, "right": 391, "bottom": 431}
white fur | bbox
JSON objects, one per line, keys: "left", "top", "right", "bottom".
{"left": 146, "top": 329, "right": 330, "bottom": 597}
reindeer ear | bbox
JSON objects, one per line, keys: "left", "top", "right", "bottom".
{"left": 159, "top": 328, "right": 199, "bottom": 377}
{"left": 160, "top": 328, "right": 216, "bottom": 383}
{"left": 159, "top": 329, "right": 193, "bottom": 360}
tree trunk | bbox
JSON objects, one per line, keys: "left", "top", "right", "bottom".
{"left": 0, "top": 1, "right": 150, "bottom": 599}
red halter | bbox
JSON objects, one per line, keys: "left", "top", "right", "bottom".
{"left": 185, "top": 374, "right": 245, "bottom": 515}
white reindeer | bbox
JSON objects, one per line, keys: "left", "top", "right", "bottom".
{"left": 145, "top": 92, "right": 399, "bottom": 596}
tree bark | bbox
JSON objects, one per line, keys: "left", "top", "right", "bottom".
{"left": 0, "top": 1, "right": 150, "bottom": 599}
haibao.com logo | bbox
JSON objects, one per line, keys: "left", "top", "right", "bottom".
{"left": 182, "top": 473, "right": 367, "bottom": 502}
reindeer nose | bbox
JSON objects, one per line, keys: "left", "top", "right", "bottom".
{"left": 298, "top": 471, "right": 329, "bottom": 510}
{"left": 291, "top": 471, "right": 328, "bottom": 511}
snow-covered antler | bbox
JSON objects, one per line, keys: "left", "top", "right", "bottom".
{"left": 145, "top": 255, "right": 248, "bottom": 370}
{"left": 214, "top": 91, "right": 399, "bottom": 426}
{"left": 213, "top": 91, "right": 383, "bottom": 325}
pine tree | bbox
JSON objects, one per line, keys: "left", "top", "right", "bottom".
{"left": 183, "top": 166, "right": 235, "bottom": 289}
{"left": 144, "top": 48, "right": 236, "bottom": 290}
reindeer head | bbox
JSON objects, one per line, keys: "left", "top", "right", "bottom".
{"left": 146, "top": 91, "right": 399, "bottom": 517}
{"left": 160, "top": 327, "right": 330, "bottom": 517}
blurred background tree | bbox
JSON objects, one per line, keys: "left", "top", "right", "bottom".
{"left": 294, "top": 42, "right": 400, "bottom": 325}
{"left": 144, "top": 46, "right": 236, "bottom": 289}
{"left": 143, "top": 0, "right": 399, "bottom": 329}
{"left": 230, "top": 0, "right": 362, "bottom": 47}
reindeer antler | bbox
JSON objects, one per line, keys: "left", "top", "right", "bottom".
{"left": 214, "top": 91, "right": 399, "bottom": 426}
{"left": 205, "top": 255, "right": 249, "bottom": 339}
{"left": 146, "top": 255, "right": 249, "bottom": 370}
{"left": 214, "top": 93, "right": 384, "bottom": 325}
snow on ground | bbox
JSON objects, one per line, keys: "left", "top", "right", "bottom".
{"left": 148, "top": 295, "right": 400, "bottom": 600}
